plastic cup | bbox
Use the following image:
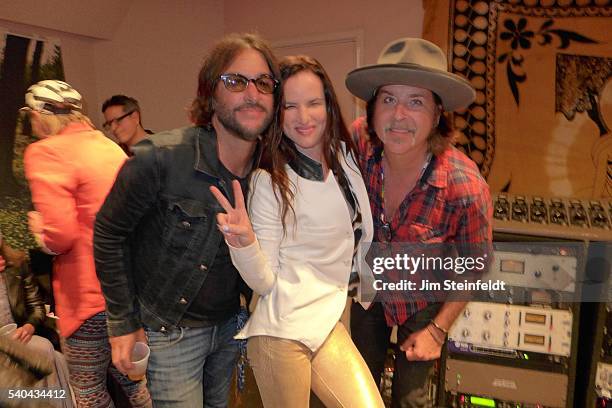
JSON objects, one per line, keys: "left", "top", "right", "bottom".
{"left": 0, "top": 323, "right": 17, "bottom": 337}
{"left": 127, "top": 342, "right": 150, "bottom": 381}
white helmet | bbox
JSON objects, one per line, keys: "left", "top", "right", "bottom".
{"left": 23, "top": 80, "right": 82, "bottom": 114}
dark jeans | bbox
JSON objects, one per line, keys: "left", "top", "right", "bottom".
{"left": 351, "top": 301, "right": 442, "bottom": 408}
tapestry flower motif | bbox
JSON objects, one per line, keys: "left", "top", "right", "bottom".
{"left": 498, "top": 18, "right": 598, "bottom": 105}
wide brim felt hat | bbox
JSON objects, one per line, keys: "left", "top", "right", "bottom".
{"left": 345, "top": 38, "right": 475, "bottom": 112}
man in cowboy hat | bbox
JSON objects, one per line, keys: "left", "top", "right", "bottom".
{"left": 346, "top": 38, "right": 492, "bottom": 407}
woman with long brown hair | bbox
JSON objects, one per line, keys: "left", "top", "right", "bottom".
{"left": 211, "top": 55, "right": 383, "bottom": 407}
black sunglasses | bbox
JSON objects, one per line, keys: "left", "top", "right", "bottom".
{"left": 218, "top": 73, "right": 278, "bottom": 95}
{"left": 103, "top": 109, "right": 135, "bottom": 131}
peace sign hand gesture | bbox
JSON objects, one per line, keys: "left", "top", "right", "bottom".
{"left": 210, "top": 180, "right": 256, "bottom": 248}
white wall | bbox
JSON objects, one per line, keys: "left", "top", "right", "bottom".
{"left": 0, "top": 18, "right": 100, "bottom": 117}
{"left": 224, "top": 0, "right": 424, "bottom": 66}
{"left": 2, "top": 0, "right": 423, "bottom": 130}
{"left": 92, "top": 0, "right": 225, "bottom": 131}
{"left": 0, "top": 0, "right": 131, "bottom": 40}
{"left": 1, "top": 1, "right": 225, "bottom": 131}
{"left": 224, "top": 0, "right": 423, "bottom": 122}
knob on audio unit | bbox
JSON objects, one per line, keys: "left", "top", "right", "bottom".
{"left": 448, "top": 302, "right": 573, "bottom": 357}
{"left": 492, "top": 193, "right": 612, "bottom": 241}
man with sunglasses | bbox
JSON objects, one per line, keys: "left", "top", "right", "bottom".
{"left": 102, "top": 95, "right": 153, "bottom": 155}
{"left": 346, "top": 38, "right": 492, "bottom": 407}
{"left": 94, "top": 33, "right": 280, "bottom": 407}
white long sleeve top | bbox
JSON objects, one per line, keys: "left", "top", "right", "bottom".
{"left": 228, "top": 151, "right": 373, "bottom": 351}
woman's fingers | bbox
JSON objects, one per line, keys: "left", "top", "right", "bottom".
{"left": 211, "top": 182, "right": 251, "bottom": 246}
{"left": 209, "top": 185, "right": 234, "bottom": 213}
{"left": 216, "top": 212, "right": 243, "bottom": 235}
{"left": 216, "top": 222, "right": 248, "bottom": 237}
{"left": 216, "top": 213, "right": 230, "bottom": 231}
{"left": 232, "top": 180, "right": 246, "bottom": 210}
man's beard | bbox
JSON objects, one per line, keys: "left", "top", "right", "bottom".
{"left": 213, "top": 99, "right": 273, "bottom": 141}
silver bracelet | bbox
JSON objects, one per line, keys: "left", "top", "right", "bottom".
{"left": 426, "top": 324, "right": 445, "bottom": 345}
{"left": 430, "top": 319, "right": 448, "bottom": 335}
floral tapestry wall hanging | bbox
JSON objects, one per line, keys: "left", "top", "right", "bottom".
{"left": 448, "top": 0, "right": 611, "bottom": 198}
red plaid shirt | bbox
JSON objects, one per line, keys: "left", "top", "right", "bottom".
{"left": 352, "top": 117, "right": 493, "bottom": 326}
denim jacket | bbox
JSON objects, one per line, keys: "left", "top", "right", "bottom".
{"left": 94, "top": 126, "right": 245, "bottom": 337}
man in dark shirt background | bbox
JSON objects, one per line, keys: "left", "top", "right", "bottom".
{"left": 102, "top": 94, "right": 153, "bottom": 155}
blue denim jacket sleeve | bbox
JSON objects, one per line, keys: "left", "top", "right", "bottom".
{"left": 94, "top": 140, "right": 161, "bottom": 337}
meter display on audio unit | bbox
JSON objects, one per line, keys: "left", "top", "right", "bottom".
{"left": 524, "top": 312, "right": 546, "bottom": 325}
{"left": 490, "top": 249, "right": 577, "bottom": 293}
{"left": 500, "top": 259, "right": 525, "bottom": 274}
{"left": 449, "top": 302, "right": 572, "bottom": 356}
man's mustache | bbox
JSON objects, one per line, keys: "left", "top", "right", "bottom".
{"left": 234, "top": 102, "right": 268, "bottom": 113}
{"left": 384, "top": 125, "right": 416, "bottom": 133}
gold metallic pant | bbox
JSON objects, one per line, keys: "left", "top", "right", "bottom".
{"left": 247, "top": 322, "right": 384, "bottom": 408}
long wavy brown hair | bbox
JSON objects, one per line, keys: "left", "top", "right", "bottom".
{"left": 189, "top": 33, "right": 281, "bottom": 127}
{"left": 258, "top": 55, "right": 358, "bottom": 232}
